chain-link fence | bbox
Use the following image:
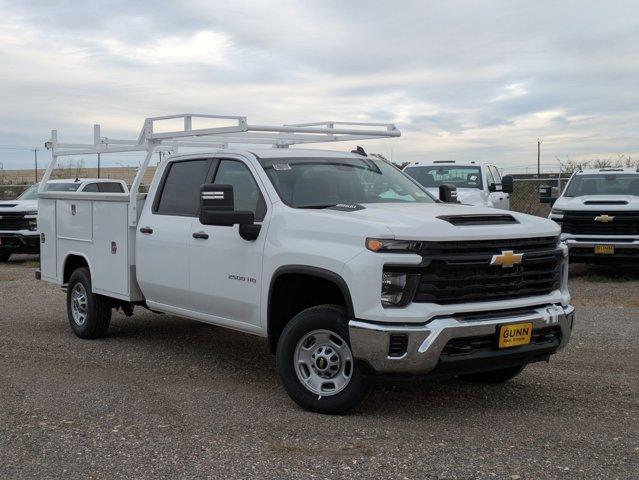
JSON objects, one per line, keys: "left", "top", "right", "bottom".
{"left": 0, "top": 184, "right": 29, "bottom": 200}
{"left": 509, "top": 177, "right": 569, "bottom": 217}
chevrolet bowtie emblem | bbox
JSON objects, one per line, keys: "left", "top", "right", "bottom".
{"left": 594, "top": 214, "right": 614, "bottom": 223}
{"left": 490, "top": 250, "right": 524, "bottom": 268}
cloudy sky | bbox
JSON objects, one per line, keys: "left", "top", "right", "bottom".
{"left": 1, "top": 0, "right": 638, "bottom": 172}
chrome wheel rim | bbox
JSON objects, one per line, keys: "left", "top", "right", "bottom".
{"left": 71, "top": 283, "right": 88, "bottom": 326}
{"left": 294, "top": 329, "right": 353, "bottom": 397}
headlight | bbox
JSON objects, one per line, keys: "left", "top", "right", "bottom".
{"left": 550, "top": 208, "right": 564, "bottom": 220}
{"left": 381, "top": 271, "right": 419, "bottom": 307}
{"left": 366, "top": 238, "right": 421, "bottom": 253}
{"left": 28, "top": 218, "right": 38, "bottom": 231}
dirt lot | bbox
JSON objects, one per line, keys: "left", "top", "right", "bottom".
{"left": 1, "top": 255, "right": 637, "bottom": 479}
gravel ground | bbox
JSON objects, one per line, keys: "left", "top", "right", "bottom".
{"left": 1, "top": 255, "right": 638, "bottom": 479}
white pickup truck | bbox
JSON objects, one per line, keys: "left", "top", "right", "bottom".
{"left": 403, "top": 160, "right": 513, "bottom": 209}
{"left": 542, "top": 168, "right": 639, "bottom": 263}
{"left": 0, "top": 178, "right": 127, "bottom": 262}
{"left": 38, "top": 114, "right": 574, "bottom": 414}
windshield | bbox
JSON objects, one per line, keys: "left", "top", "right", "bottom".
{"left": 261, "top": 157, "right": 435, "bottom": 208}
{"left": 17, "top": 184, "right": 39, "bottom": 200}
{"left": 564, "top": 173, "right": 639, "bottom": 197}
{"left": 404, "top": 165, "right": 482, "bottom": 189}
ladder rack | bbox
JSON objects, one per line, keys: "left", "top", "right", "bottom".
{"left": 41, "top": 113, "right": 401, "bottom": 226}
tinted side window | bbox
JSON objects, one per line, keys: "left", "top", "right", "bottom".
{"left": 99, "top": 182, "right": 125, "bottom": 193}
{"left": 489, "top": 166, "right": 501, "bottom": 183}
{"left": 156, "top": 159, "right": 212, "bottom": 216}
{"left": 485, "top": 166, "right": 495, "bottom": 187}
{"left": 213, "top": 160, "right": 266, "bottom": 221}
{"left": 82, "top": 183, "right": 100, "bottom": 192}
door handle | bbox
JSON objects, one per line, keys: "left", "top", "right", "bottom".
{"left": 192, "top": 231, "right": 209, "bottom": 240}
{"left": 139, "top": 227, "right": 154, "bottom": 234}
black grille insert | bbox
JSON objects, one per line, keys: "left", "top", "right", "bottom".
{"left": 0, "top": 212, "right": 29, "bottom": 231}
{"left": 561, "top": 210, "right": 639, "bottom": 235}
{"left": 408, "top": 237, "right": 562, "bottom": 305}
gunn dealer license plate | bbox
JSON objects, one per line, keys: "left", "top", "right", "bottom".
{"left": 498, "top": 322, "right": 533, "bottom": 349}
{"left": 594, "top": 244, "right": 614, "bottom": 255}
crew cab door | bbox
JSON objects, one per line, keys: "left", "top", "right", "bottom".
{"left": 188, "top": 158, "right": 269, "bottom": 328}
{"left": 485, "top": 165, "right": 509, "bottom": 209}
{"left": 136, "top": 158, "right": 214, "bottom": 309}
{"left": 488, "top": 165, "right": 510, "bottom": 210}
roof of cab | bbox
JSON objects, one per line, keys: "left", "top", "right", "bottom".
{"left": 404, "top": 160, "right": 482, "bottom": 167}
{"left": 575, "top": 168, "right": 638, "bottom": 175}
{"left": 168, "top": 148, "right": 371, "bottom": 162}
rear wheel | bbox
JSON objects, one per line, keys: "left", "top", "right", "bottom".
{"left": 0, "top": 253, "right": 10, "bottom": 262}
{"left": 460, "top": 365, "right": 526, "bottom": 383}
{"left": 67, "top": 267, "right": 111, "bottom": 339}
{"left": 276, "top": 305, "right": 371, "bottom": 414}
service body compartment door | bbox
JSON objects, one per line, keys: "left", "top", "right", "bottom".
{"left": 38, "top": 199, "right": 57, "bottom": 280}
{"left": 56, "top": 200, "right": 92, "bottom": 241}
{"left": 91, "top": 201, "right": 129, "bottom": 296}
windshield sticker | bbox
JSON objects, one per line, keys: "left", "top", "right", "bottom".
{"left": 469, "top": 174, "right": 478, "bottom": 182}
{"left": 328, "top": 204, "right": 365, "bottom": 212}
{"left": 273, "top": 163, "right": 292, "bottom": 171}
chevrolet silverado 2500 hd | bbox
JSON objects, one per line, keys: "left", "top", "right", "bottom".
{"left": 0, "top": 179, "right": 127, "bottom": 261}
{"left": 403, "top": 160, "right": 513, "bottom": 209}
{"left": 38, "top": 114, "right": 574, "bottom": 414}
{"left": 542, "top": 168, "right": 639, "bottom": 263}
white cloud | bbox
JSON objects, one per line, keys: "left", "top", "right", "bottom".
{"left": 0, "top": 0, "right": 638, "bottom": 170}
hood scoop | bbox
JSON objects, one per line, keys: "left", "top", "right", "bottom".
{"left": 583, "top": 200, "right": 628, "bottom": 205}
{"left": 437, "top": 214, "right": 519, "bottom": 226}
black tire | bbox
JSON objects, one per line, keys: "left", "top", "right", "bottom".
{"left": 276, "top": 305, "right": 371, "bottom": 414}
{"left": 460, "top": 365, "right": 526, "bottom": 383}
{"left": 0, "top": 253, "right": 10, "bottom": 262}
{"left": 66, "top": 267, "right": 111, "bottom": 339}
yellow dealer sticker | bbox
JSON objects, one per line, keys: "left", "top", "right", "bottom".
{"left": 498, "top": 322, "right": 533, "bottom": 349}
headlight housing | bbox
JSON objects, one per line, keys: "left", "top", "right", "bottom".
{"left": 366, "top": 238, "right": 422, "bottom": 253}
{"left": 381, "top": 270, "right": 420, "bottom": 307}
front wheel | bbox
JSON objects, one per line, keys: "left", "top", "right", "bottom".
{"left": 67, "top": 267, "right": 112, "bottom": 339}
{"left": 276, "top": 305, "right": 371, "bottom": 414}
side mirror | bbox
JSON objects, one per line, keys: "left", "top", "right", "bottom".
{"left": 439, "top": 184, "right": 458, "bottom": 203}
{"left": 539, "top": 185, "right": 557, "bottom": 205}
{"left": 488, "top": 182, "right": 497, "bottom": 192}
{"left": 199, "top": 183, "right": 255, "bottom": 226}
{"left": 501, "top": 175, "right": 514, "bottom": 194}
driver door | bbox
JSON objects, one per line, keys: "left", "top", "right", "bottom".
{"left": 188, "top": 158, "right": 269, "bottom": 328}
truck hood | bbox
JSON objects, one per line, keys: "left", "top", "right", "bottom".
{"left": 554, "top": 195, "right": 639, "bottom": 211}
{"left": 303, "top": 202, "right": 559, "bottom": 241}
{"left": 0, "top": 199, "right": 38, "bottom": 213}
{"left": 424, "top": 188, "right": 488, "bottom": 206}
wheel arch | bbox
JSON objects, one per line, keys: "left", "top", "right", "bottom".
{"left": 267, "top": 265, "right": 354, "bottom": 353}
{"left": 62, "top": 252, "right": 93, "bottom": 285}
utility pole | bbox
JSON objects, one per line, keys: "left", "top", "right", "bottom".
{"left": 34, "top": 148, "right": 38, "bottom": 183}
{"left": 537, "top": 138, "right": 542, "bottom": 177}
{"left": 97, "top": 153, "right": 101, "bottom": 178}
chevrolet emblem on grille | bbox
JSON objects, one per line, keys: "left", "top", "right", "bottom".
{"left": 490, "top": 250, "right": 524, "bottom": 268}
{"left": 594, "top": 214, "right": 614, "bottom": 223}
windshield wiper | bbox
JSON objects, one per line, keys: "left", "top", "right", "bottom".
{"left": 297, "top": 205, "right": 336, "bottom": 209}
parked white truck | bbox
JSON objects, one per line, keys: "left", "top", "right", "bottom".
{"left": 403, "top": 160, "right": 513, "bottom": 209}
{"left": 542, "top": 167, "right": 639, "bottom": 263}
{"left": 37, "top": 114, "right": 574, "bottom": 413}
{"left": 0, "top": 179, "right": 127, "bottom": 261}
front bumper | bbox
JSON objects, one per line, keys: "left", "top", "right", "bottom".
{"left": 0, "top": 232, "right": 40, "bottom": 254}
{"left": 562, "top": 236, "right": 639, "bottom": 263}
{"left": 349, "top": 304, "right": 575, "bottom": 375}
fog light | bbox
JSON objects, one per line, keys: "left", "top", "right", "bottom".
{"left": 28, "top": 219, "right": 37, "bottom": 231}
